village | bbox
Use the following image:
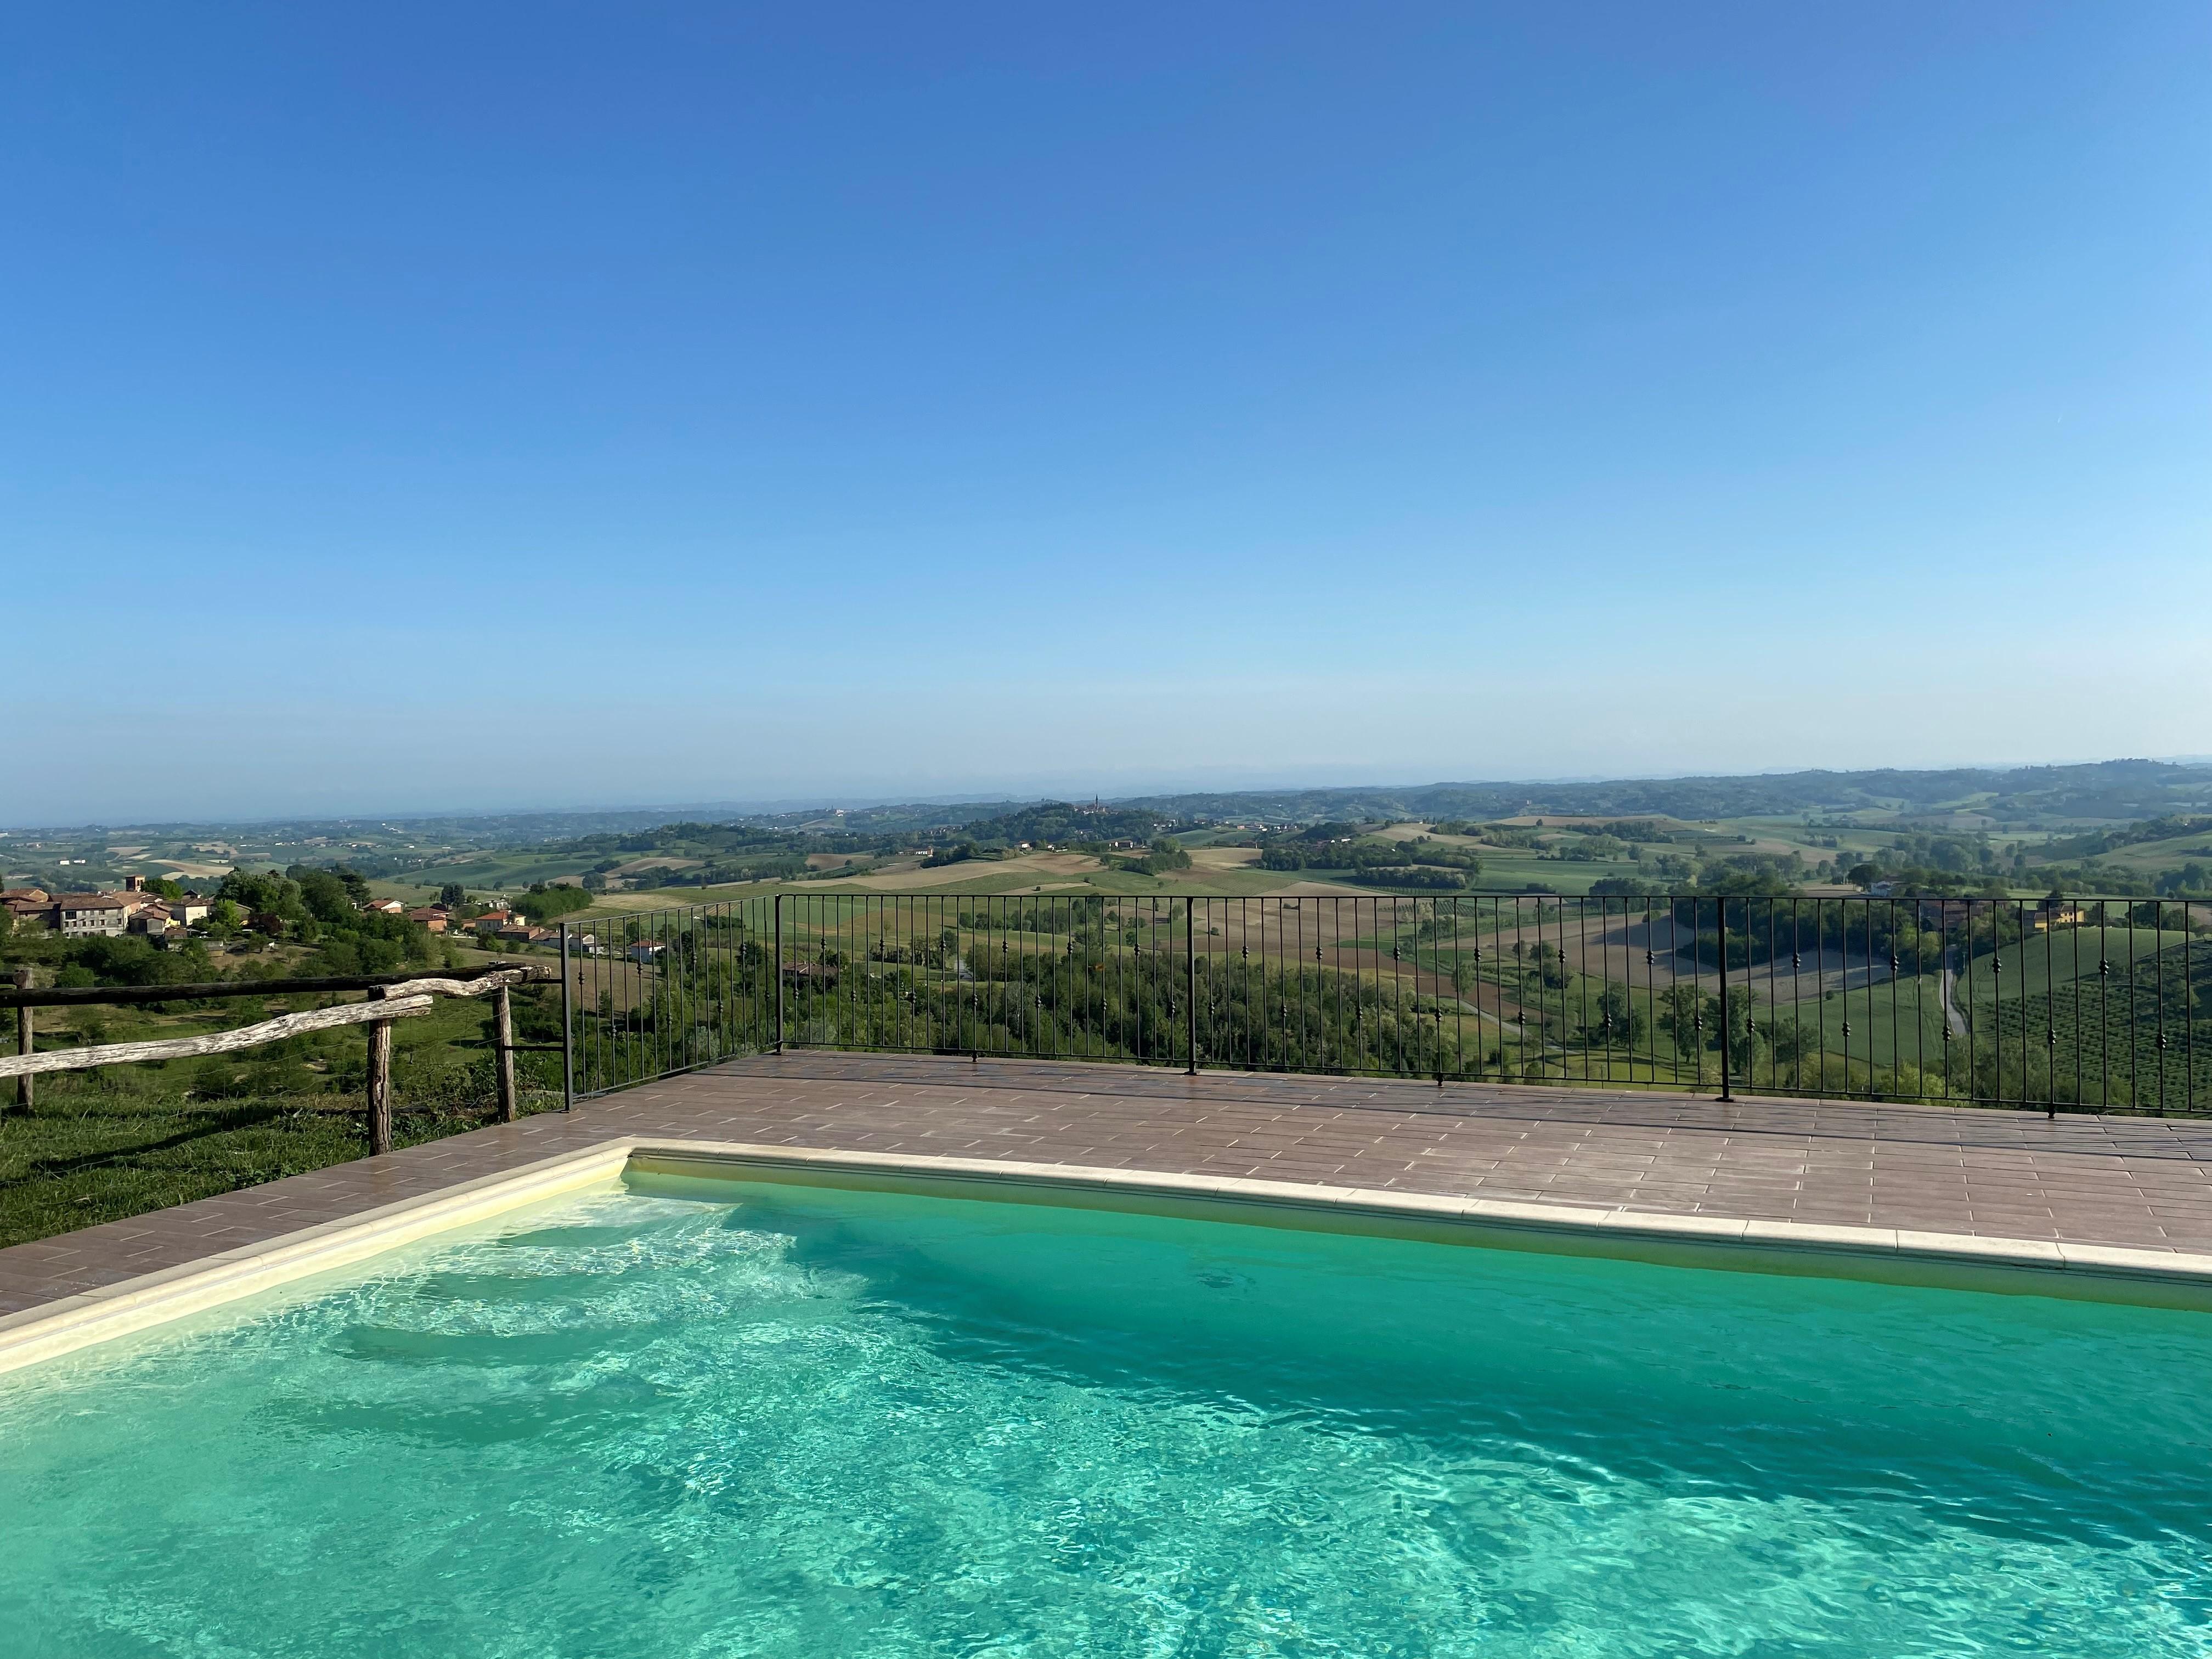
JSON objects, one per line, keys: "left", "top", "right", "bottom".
{"left": 0, "top": 878, "right": 608, "bottom": 956}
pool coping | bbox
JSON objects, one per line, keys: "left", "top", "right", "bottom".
{"left": 8, "top": 1136, "right": 2212, "bottom": 1375}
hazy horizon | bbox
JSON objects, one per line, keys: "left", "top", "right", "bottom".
{"left": 9, "top": 752, "right": 2211, "bottom": 834}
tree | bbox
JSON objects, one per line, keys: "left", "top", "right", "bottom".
{"left": 437, "top": 883, "right": 467, "bottom": 908}
{"left": 515, "top": 883, "right": 591, "bottom": 923}
{"left": 295, "top": 869, "right": 358, "bottom": 926}
{"left": 1724, "top": 990, "right": 1760, "bottom": 1076}
{"left": 1590, "top": 982, "right": 1646, "bottom": 1045}
{"left": 1657, "top": 982, "right": 1708, "bottom": 1050}
{"left": 1760, "top": 1015, "right": 1812, "bottom": 1066}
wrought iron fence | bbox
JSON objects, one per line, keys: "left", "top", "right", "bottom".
{"left": 559, "top": 897, "right": 775, "bottom": 1098}
{"left": 561, "top": 893, "right": 2212, "bottom": 1116}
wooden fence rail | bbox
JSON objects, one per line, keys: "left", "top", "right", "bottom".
{"left": 0, "top": 995, "right": 436, "bottom": 1079}
{"left": 0, "top": 967, "right": 557, "bottom": 1156}
{"left": 0, "top": 966, "right": 554, "bottom": 1009}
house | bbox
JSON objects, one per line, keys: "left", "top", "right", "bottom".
{"left": 165, "top": 897, "right": 212, "bottom": 926}
{"left": 406, "top": 907, "right": 449, "bottom": 933}
{"left": 55, "top": 894, "right": 132, "bottom": 936}
{"left": 472, "top": 909, "right": 516, "bottom": 934}
{"left": 495, "top": 924, "right": 557, "bottom": 944}
{"left": 108, "top": 877, "right": 163, "bottom": 914}
{"left": 127, "top": 906, "right": 188, "bottom": 944}
{"left": 1, "top": 887, "right": 50, "bottom": 925}
{"left": 362, "top": 897, "right": 407, "bottom": 915}
{"left": 625, "top": 940, "right": 665, "bottom": 964}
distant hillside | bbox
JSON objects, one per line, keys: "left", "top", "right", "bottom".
{"left": 951, "top": 802, "right": 1187, "bottom": 845}
{"left": 15, "top": 764, "right": 2211, "bottom": 897}
{"left": 1110, "top": 760, "right": 2212, "bottom": 828}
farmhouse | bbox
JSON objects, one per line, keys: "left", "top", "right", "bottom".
{"left": 55, "top": 894, "right": 132, "bottom": 936}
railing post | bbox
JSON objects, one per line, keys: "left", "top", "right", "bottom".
{"left": 774, "top": 894, "right": 785, "bottom": 1053}
{"left": 1716, "top": 896, "right": 1734, "bottom": 1103}
{"left": 559, "top": 924, "right": 575, "bottom": 1111}
{"left": 493, "top": 983, "right": 518, "bottom": 1124}
{"left": 1185, "top": 896, "right": 1198, "bottom": 1075}
{"left": 365, "top": 987, "right": 394, "bottom": 1155}
{"left": 12, "top": 966, "right": 31, "bottom": 1114}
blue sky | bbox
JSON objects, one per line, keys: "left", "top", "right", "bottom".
{"left": 4, "top": 3, "right": 2207, "bottom": 823}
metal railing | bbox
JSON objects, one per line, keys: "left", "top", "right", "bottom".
{"left": 561, "top": 892, "right": 2212, "bottom": 1117}
{"left": 560, "top": 898, "right": 776, "bottom": 1099}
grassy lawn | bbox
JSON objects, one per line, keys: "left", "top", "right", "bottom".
{"left": 0, "top": 970, "right": 570, "bottom": 1252}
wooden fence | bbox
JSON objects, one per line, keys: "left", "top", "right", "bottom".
{"left": 1, "top": 965, "right": 561, "bottom": 1155}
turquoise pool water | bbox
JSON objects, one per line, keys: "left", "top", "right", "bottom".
{"left": 4, "top": 1177, "right": 2211, "bottom": 1657}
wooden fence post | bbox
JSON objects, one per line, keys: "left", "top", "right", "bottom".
{"left": 12, "top": 967, "right": 30, "bottom": 1113}
{"left": 365, "top": 988, "right": 393, "bottom": 1155}
{"left": 493, "top": 984, "right": 517, "bottom": 1124}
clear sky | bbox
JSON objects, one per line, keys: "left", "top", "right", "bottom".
{"left": 5, "top": 3, "right": 2207, "bottom": 823}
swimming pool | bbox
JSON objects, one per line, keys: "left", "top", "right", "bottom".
{"left": 4, "top": 1164, "right": 2209, "bottom": 1657}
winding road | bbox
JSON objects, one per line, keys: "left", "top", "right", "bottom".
{"left": 1939, "top": 962, "right": 1967, "bottom": 1037}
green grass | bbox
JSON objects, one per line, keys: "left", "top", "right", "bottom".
{"left": 403, "top": 849, "right": 605, "bottom": 891}
{"left": 0, "top": 974, "right": 571, "bottom": 1250}
{"left": 1954, "top": 923, "right": 2182, "bottom": 1003}
{"left": 1453, "top": 853, "right": 1638, "bottom": 895}
{"left": 2047, "top": 830, "right": 2212, "bottom": 879}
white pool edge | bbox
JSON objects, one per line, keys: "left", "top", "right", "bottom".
{"left": 0, "top": 1141, "right": 635, "bottom": 1376}
{"left": 7, "top": 1137, "right": 2212, "bottom": 1375}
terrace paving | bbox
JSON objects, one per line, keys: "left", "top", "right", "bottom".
{"left": 8, "top": 1053, "right": 2212, "bottom": 1318}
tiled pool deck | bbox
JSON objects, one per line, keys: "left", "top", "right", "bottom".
{"left": 7, "top": 1052, "right": 2212, "bottom": 1319}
